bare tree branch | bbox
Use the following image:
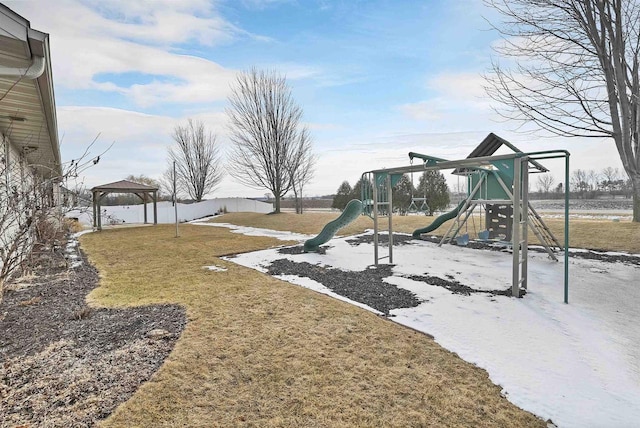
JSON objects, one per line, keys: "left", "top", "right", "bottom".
{"left": 485, "top": 0, "right": 640, "bottom": 221}
{"left": 168, "top": 119, "right": 223, "bottom": 202}
{"left": 226, "top": 68, "right": 315, "bottom": 213}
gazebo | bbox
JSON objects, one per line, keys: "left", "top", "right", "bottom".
{"left": 91, "top": 180, "right": 158, "bottom": 230}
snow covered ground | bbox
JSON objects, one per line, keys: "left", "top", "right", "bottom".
{"left": 194, "top": 221, "right": 640, "bottom": 427}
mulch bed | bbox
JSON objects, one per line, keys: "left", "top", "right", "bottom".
{"left": 0, "top": 238, "right": 186, "bottom": 427}
{"left": 266, "top": 232, "right": 639, "bottom": 316}
{"left": 347, "top": 233, "right": 640, "bottom": 265}
{"left": 267, "top": 260, "right": 421, "bottom": 315}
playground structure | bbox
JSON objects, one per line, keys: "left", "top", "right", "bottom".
{"left": 304, "top": 133, "right": 570, "bottom": 302}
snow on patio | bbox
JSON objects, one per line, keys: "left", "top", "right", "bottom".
{"left": 200, "top": 221, "right": 640, "bottom": 427}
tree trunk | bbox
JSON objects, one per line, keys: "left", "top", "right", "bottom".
{"left": 291, "top": 186, "right": 300, "bottom": 214}
{"left": 274, "top": 194, "right": 281, "bottom": 213}
{"left": 633, "top": 174, "right": 640, "bottom": 222}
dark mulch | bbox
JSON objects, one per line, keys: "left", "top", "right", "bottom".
{"left": 264, "top": 231, "right": 640, "bottom": 314}
{"left": 267, "top": 259, "right": 421, "bottom": 315}
{"left": 347, "top": 233, "right": 640, "bottom": 266}
{"left": 0, "top": 238, "right": 186, "bottom": 427}
{"left": 568, "top": 249, "right": 640, "bottom": 266}
{"left": 345, "top": 233, "right": 415, "bottom": 247}
{"left": 406, "top": 274, "right": 513, "bottom": 297}
{"left": 278, "top": 245, "right": 327, "bottom": 255}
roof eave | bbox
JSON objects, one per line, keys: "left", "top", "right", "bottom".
{"left": 29, "top": 30, "right": 61, "bottom": 178}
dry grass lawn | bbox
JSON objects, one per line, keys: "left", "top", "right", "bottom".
{"left": 210, "top": 211, "right": 640, "bottom": 253}
{"left": 81, "top": 224, "right": 546, "bottom": 427}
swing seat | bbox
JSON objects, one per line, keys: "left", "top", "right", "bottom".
{"left": 408, "top": 198, "right": 429, "bottom": 214}
{"left": 477, "top": 230, "right": 490, "bottom": 240}
{"left": 456, "top": 233, "right": 469, "bottom": 246}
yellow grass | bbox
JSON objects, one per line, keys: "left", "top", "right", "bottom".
{"left": 210, "top": 211, "right": 640, "bottom": 253}
{"left": 80, "top": 224, "right": 545, "bottom": 427}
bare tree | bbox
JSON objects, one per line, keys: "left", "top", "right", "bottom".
{"left": 571, "top": 169, "right": 589, "bottom": 194}
{"left": 287, "top": 128, "right": 316, "bottom": 214}
{"left": 485, "top": 0, "right": 640, "bottom": 221}
{"left": 160, "top": 166, "right": 179, "bottom": 203}
{"left": 536, "top": 173, "right": 555, "bottom": 194}
{"left": 226, "top": 68, "right": 313, "bottom": 213}
{"left": 602, "top": 166, "right": 621, "bottom": 183}
{"left": 168, "top": 119, "right": 223, "bottom": 202}
{"left": 586, "top": 169, "right": 600, "bottom": 191}
{"left": 1, "top": 133, "right": 108, "bottom": 302}
{"left": 125, "top": 174, "right": 161, "bottom": 189}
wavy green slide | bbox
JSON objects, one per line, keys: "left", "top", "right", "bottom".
{"left": 412, "top": 200, "right": 467, "bottom": 238}
{"left": 304, "top": 199, "right": 364, "bottom": 252}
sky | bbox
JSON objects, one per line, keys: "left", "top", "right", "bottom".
{"left": 7, "top": 0, "right": 625, "bottom": 198}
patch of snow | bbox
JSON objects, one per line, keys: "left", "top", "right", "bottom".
{"left": 192, "top": 222, "right": 313, "bottom": 242}
{"left": 225, "top": 229, "right": 640, "bottom": 427}
{"left": 203, "top": 265, "right": 227, "bottom": 272}
{"left": 189, "top": 215, "right": 218, "bottom": 223}
{"left": 544, "top": 213, "right": 632, "bottom": 221}
{"left": 72, "top": 229, "right": 94, "bottom": 238}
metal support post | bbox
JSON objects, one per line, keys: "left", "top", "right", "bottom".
{"left": 521, "top": 158, "right": 529, "bottom": 290}
{"left": 387, "top": 174, "right": 393, "bottom": 264}
{"left": 512, "top": 158, "right": 521, "bottom": 297}
{"left": 372, "top": 180, "right": 379, "bottom": 266}
{"left": 564, "top": 155, "right": 570, "bottom": 303}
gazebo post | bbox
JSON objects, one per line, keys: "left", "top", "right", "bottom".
{"left": 153, "top": 190, "right": 158, "bottom": 225}
{"left": 92, "top": 190, "right": 97, "bottom": 228}
{"left": 97, "top": 191, "right": 103, "bottom": 231}
{"left": 143, "top": 192, "right": 148, "bottom": 224}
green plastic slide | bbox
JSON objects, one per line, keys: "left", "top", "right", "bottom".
{"left": 304, "top": 199, "right": 364, "bottom": 252}
{"left": 412, "top": 200, "right": 467, "bottom": 238}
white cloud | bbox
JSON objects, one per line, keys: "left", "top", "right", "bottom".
{"left": 55, "top": 105, "right": 261, "bottom": 197}
{"left": 398, "top": 102, "right": 443, "bottom": 121}
{"left": 399, "top": 72, "right": 495, "bottom": 130}
{"left": 426, "top": 72, "right": 489, "bottom": 104}
{"left": 6, "top": 0, "right": 245, "bottom": 106}
{"left": 56, "top": 106, "right": 625, "bottom": 198}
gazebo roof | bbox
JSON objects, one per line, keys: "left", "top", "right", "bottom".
{"left": 91, "top": 179, "right": 158, "bottom": 192}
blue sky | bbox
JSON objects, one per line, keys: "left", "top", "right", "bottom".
{"left": 8, "top": 0, "right": 623, "bottom": 197}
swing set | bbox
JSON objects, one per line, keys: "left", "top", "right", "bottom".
{"left": 407, "top": 158, "right": 430, "bottom": 214}
{"left": 359, "top": 133, "right": 571, "bottom": 303}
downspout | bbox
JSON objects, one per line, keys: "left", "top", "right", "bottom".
{"left": 0, "top": 55, "right": 46, "bottom": 79}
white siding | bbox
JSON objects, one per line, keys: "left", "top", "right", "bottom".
{"left": 1, "top": 132, "right": 41, "bottom": 276}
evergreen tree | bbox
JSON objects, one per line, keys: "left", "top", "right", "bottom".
{"left": 332, "top": 181, "right": 352, "bottom": 210}
{"left": 349, "top": 178, "right": 364, "bottom": 202}
{"left": 392, "top": 174, "right": 414, "bottom": 213}
{"left": 418, "top": 171, "right": 450, "bottom": 215}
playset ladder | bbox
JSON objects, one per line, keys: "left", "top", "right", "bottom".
{"left": 371, "top": 173, "right": 394, "bottom": 266}
{"left": 528, "top": 203, "right": 563, "bottom": 251}
{"left": 489, "top": 170, "right": 559, "bottom": 262}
